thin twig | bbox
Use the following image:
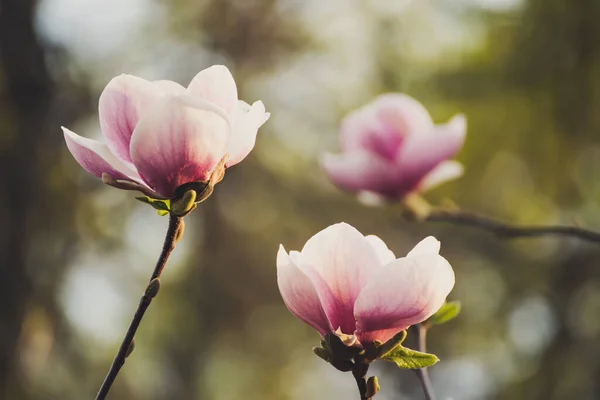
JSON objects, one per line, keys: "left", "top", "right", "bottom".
{"left": 425, "top": 208, "right": 600, "bottom": 243}
{"left": 95, "top": 214, "right": 183, "bottom": 400}
{"left": 352, "top": 362, "right": 370, "bottom": 400}
{"left": 415, "top": 324, "right": 436, "bottom": 400}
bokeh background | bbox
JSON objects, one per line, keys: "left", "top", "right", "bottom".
{"left": 1, "top": 0, "right": 600, "bottom": 399}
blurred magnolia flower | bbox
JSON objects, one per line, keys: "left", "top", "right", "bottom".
{"left": 323, "top": 94, "right": 466, "bottom": 202}
{"left": 63, "top": 65, "right": 269, "bottom": 199}
{"left": 277, "top": 222, "right": 454, "bottom": 345}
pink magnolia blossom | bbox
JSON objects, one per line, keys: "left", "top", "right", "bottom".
{"left": 277, "top": 222, "right": 454, "bottom": 345}
{"left": 323, "top": 94, "right": 466, "bottom": 201}
{"left": 63, "top": 65, "right": 269, "bottom": 199}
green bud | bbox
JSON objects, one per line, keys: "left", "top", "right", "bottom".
{"left": 126, "top": 338, "right": 135, "bottom": 358}
{"left": 145, "top": 278, "right": 161, "bottom": 299}
{"left": 171, "top": 190, "right": 197, "bottom": 217}
{"left": 365, "top": 376, "right": 380, "bottom": 398}
{"left": 313, "top": 346, "right": 332, "bottom": 362}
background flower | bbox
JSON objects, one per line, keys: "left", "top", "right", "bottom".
{"left": 323, "top": 94, "right": 466, "bottom": 202}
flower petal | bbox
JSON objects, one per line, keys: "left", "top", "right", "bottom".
{"left": 406, "top": 236, "right": 440, "bottom": 258}
{"left": 365, "top": 235, "right": 396, "bottom": 265}
{"left": 354, "top": 253, "right": 455, "bottom": 343}
{"left": 153, "top": 80, "right": 186, "bottom": 95}
{"left": 99, "top": 74, "right": 163, "bottom": 164}
{"left": 299, "top": 223, "right": 383, "bottom": 334}
{"left": 129, "top": 95, "right": 230, "bottom": 198}
{"left": 396, "top": 114, "right": 466, "bottom": 190}
{"left": 419, "top": 160, "right": 464, "bottom": 191}
{"left": 186, "top": 65, "right": 238, "bottom": 120}
{"left": 323, "top": 151, "right": 408, "bottom": 197}
{"left": 227, "top": 100, "right": 270, "bottom": 166}
{"left": 62, "top": 127, "right": 142, "bottom": 182}
{"left": 277, "top": 245, "right": 332, "bottom": 336}
{"left": 339, "top": 106, "right": 404, "bottom": 160}
{"left": 372, "top": 93, "right": 434, "bottom": 136}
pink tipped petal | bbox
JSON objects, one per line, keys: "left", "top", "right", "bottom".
{"left": 186, "top": 65, "right": 238, "bottom": 120}
{"left": 153, "top": 80, "right": 186, "bottom": 95}
{"left": 354, "top": 253, "right": 455, "bottom": 343}
{"left": 396, "top": 114, "right": 466, "bottom": 190}
{"left": 63, "top": 127, "right": 142, "bottom": 182}
{"left": 99, "top": 74, "right": 164, "bottom": 164}
{"left": 277, "top": 245, "right": 332, "bottom": 336}
{"left": 287, "top": 250, "right": 345, "bottom": 334}
{"left": 373, "top": 94, "right": 434, "bottom": 136}
{"left": 129, "top": 95, "right": 230, "bottom": 197}
{"left": 340, "top": 107, "right": 379, "bottom": 151}
{"left": 227, "top": 100, "right": 269, "bottom": 166}
{"left": 365, "top": 235, "right": 396, "bottom": 265}
{"left": 419, "top": 160, "right": 464, "bottom": 191}
{"left": 340, "top": 107, "right": 403, "bottom": 160}
{"left": 299, "top": 223, "right": 382, "bottom": 334}
{"left": 406, "top": 236, "right": 440, "bottom": 258}
{"left": 323, "top": 152, "right": 408, "bottom": 197}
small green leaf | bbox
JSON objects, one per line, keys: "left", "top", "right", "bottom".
{"left": 136, "top": 196, "right": 171, "bottom": 214}
{"left": 376, "top": 330, "right": 407, "bottom": 359}
{"left": 135, "top": 196, "right": 152, "bottom": 205}
{"left": 151, "top": 200, "right": 170, "bottom": 211}
{"left": 382, "top": 345, "right": 439, "bottom": 369}
{"left": 428, "top": 301, "right": 461, "bottom": 326}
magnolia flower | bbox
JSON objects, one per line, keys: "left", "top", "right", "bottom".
{"left": 277, "top": 223, "right": 454, "bottom": 345}
{"left": 63, "top": 65, "right": 269, "bottom": 199}
{"left": 323, "top": 94, "right": 466, "bottom": 202}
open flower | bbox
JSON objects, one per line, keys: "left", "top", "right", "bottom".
{"left": 63, "top": 65, "right": 269, "bottom": 199}
{"left": 323, "top": 94, "right": 466, "bottom": 202}
{"left": 277, "top": 223, "right": 454, "bottom": 345}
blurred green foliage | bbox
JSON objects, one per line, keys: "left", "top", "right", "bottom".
{"left": 1, "top": 0, "right": 600, "bottom": 399}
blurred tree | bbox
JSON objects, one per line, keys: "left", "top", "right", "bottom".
{"left": 0, "top": 0, "right": 89, "bottom": 398}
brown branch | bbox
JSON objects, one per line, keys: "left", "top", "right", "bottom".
{"left": 423, "top": 209, "right": 600, "bottom": 243}
{"left": 414, "top": 324, "right": 436, "bottom": 400}
{"left": 95, "top": 214, "right": 183, "bottom": 400}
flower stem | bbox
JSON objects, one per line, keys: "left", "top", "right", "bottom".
{"left": 415, "top": 324, "right": 436, "bottom": 400}
{"left": 352, "top": 363, "right": 370, "bottom": 400}
{"left": 95, "top": 214, "right": 183, "bottom": 400}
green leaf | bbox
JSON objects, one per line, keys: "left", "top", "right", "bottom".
{"left": 428, "top": 301, "right": 461, "bottom": 326}
{"left": 135, "top": 196, "right": 171, "bottom": 213}
{"left": 135, "top": 196, "right": 152, "bottom": 205}
{"left": 381, "top": 345, "right": 439, "bottom": 369}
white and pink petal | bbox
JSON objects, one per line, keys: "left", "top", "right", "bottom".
{"left": 395, "top": 114, "right": 466, "bottom": 190}
{"left": 226, "top": 100, "right": 270, "bottom": 167}
{"left": 323, "top": 151, "right": 408, "bottom": 197}
{"left": 98, "top": 74, "right": 164, "bottom": 164}
{"left": 277, "top": 246, "right": 332, "bottom": 336}
{"left": 298, "top": 223, "right": 383, "bottom": 334}
{"left": 354, "top": 252, "right": 454, "bottom": 344}
{"left": 62, "top": 127, "right": 142, "bottom": 183}
{"left": 406, "top": 236, "right": 441, "bottom": 258}
{"left": 372, "top": 94, "right": 435, "bottom": 137}
{"left": 365, "top": 235, "right": 396, "bottom": 265}
{"left": 419, "top": 160, "right": 464, "bottom": 191}
{"left": 186, "top": 65, "right": 238, "bottom": 120}
{"left": 129, "top": 95, "right": 230, "bottom": 198}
